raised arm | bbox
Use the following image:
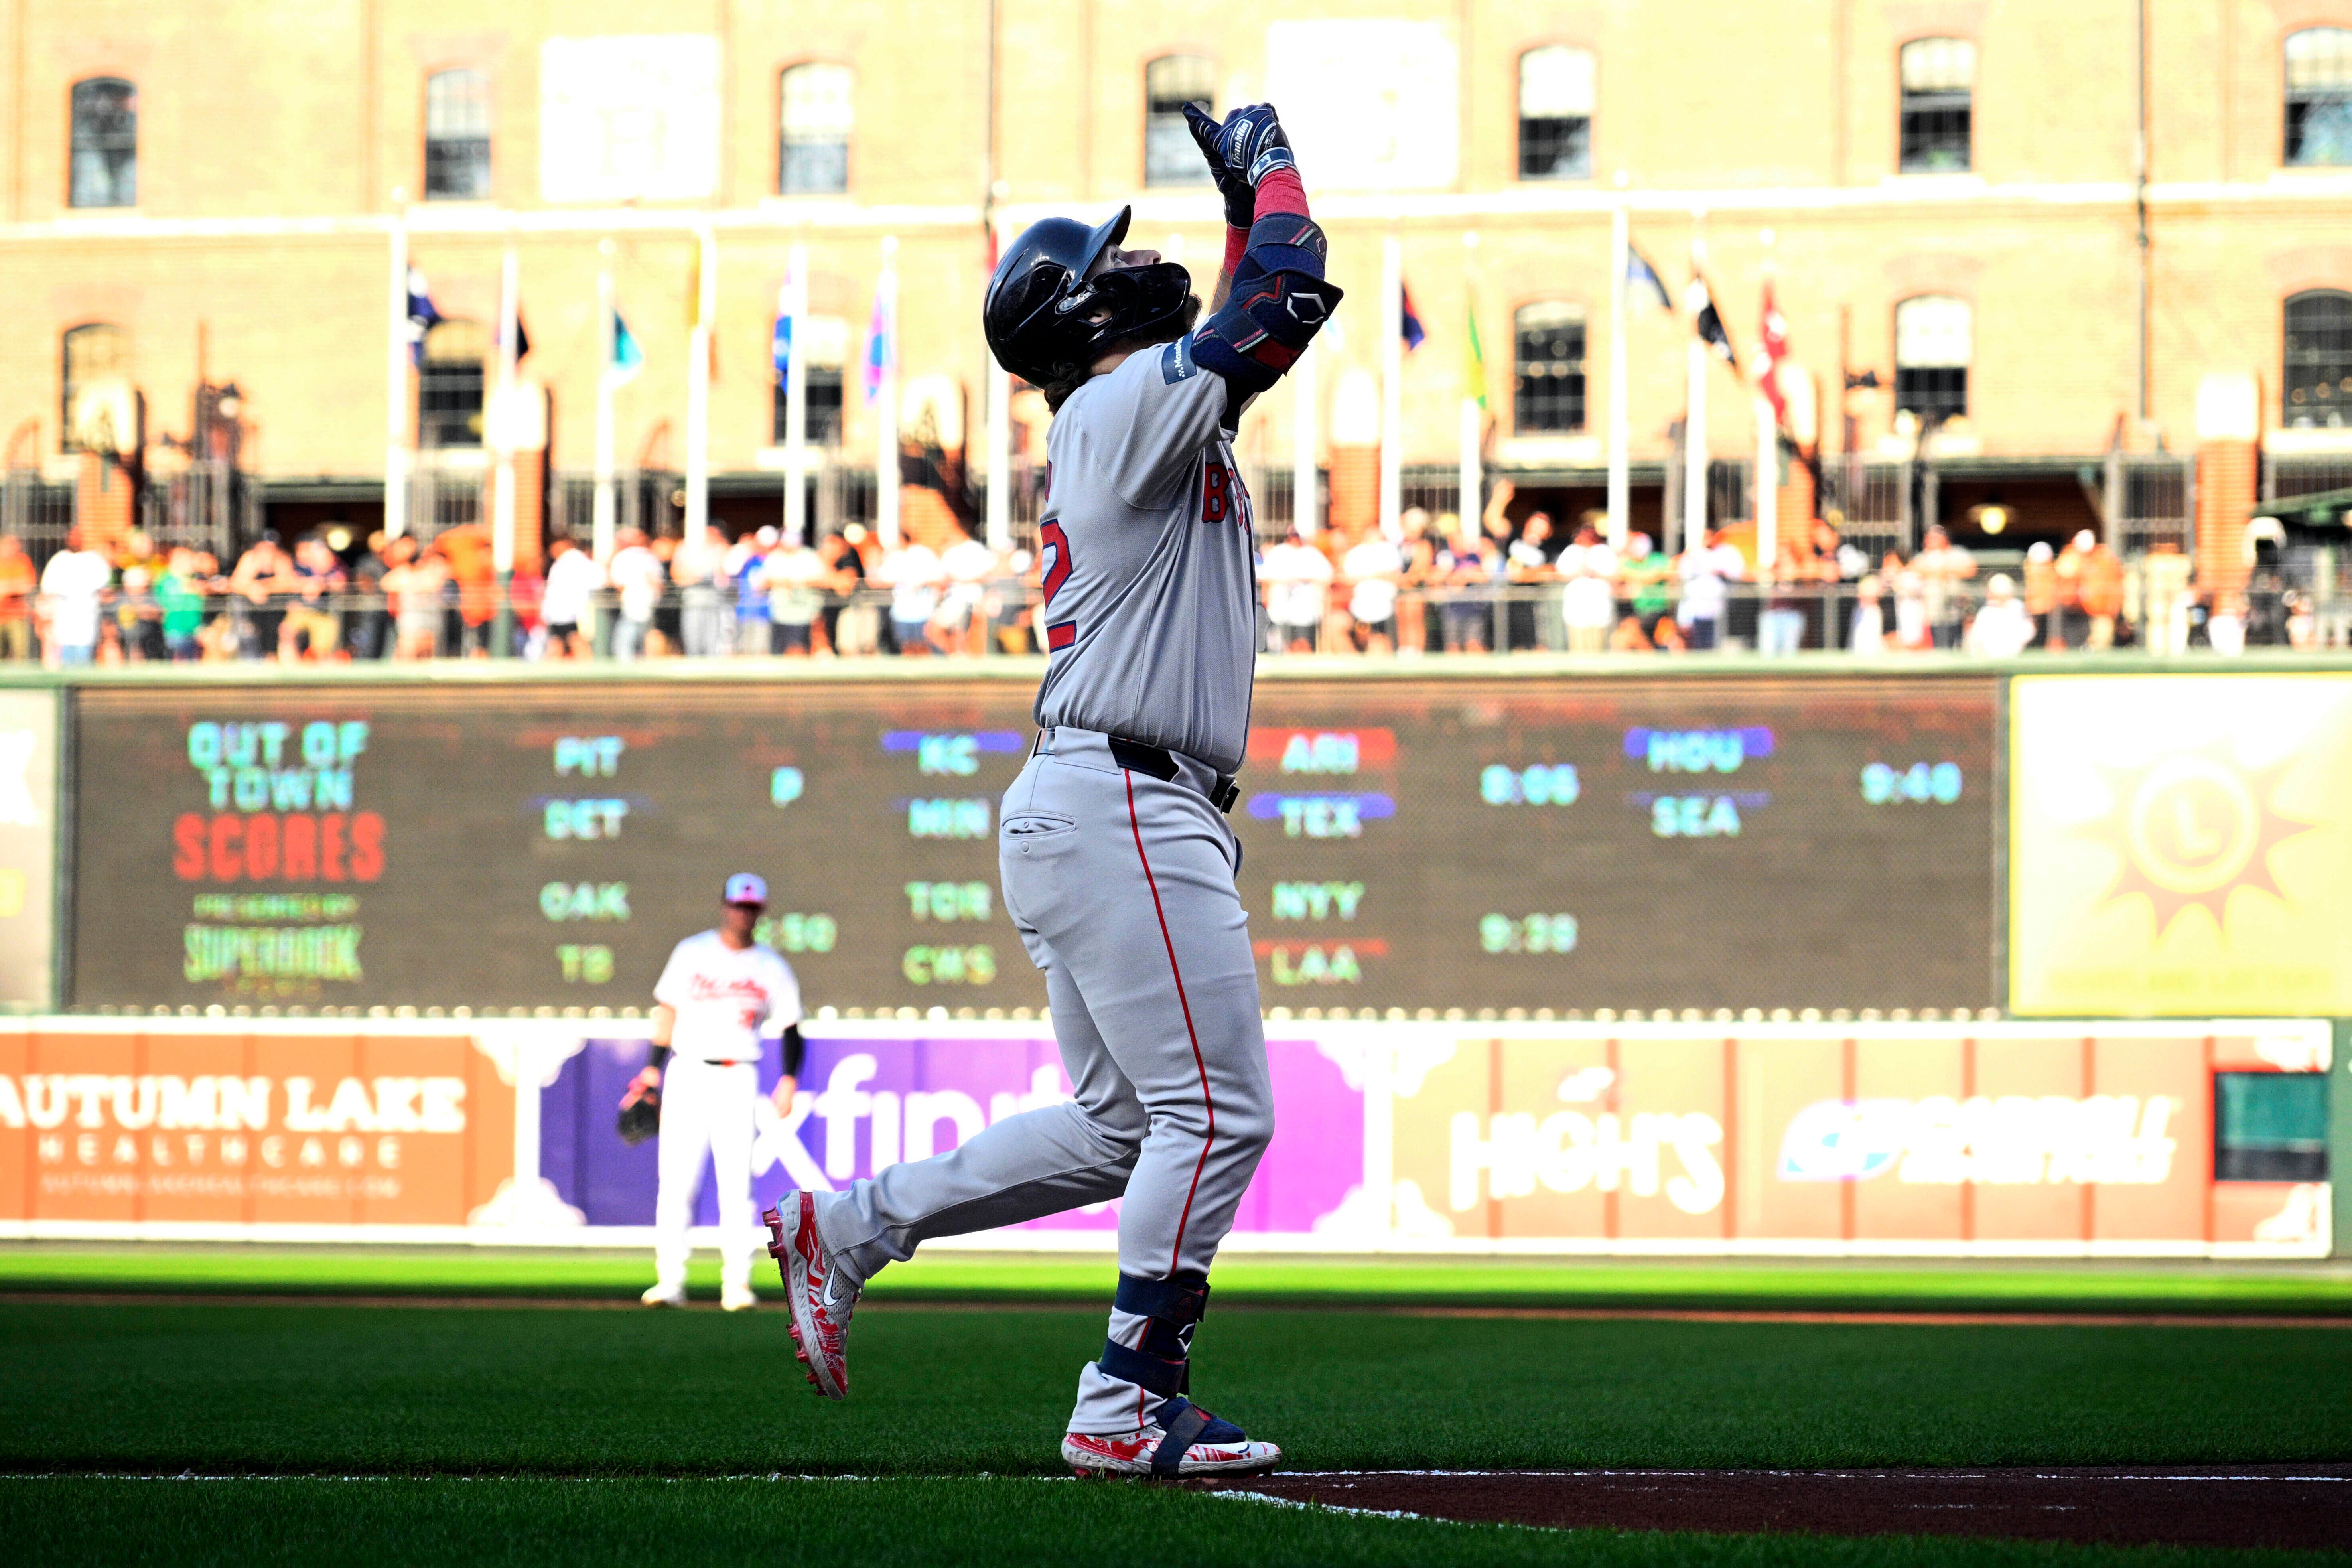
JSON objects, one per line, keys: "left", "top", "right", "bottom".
{"left": 1181, "top": 104, "right": 1343, "bottom": 414}
{"left": 1182, "top": 105, "right": 1252, "bottom": 314}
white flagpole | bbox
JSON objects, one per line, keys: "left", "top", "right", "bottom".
{"left": 384, "top": 211, "right": 409, "bottom": 539}
{"left": 594, "top": 247, "right": 616, "bottom": 560}
{"left": 985, "top": 359, "right": 1012, "bottom": 550}
{"left": 1607, "top": 203, "right": 1630, "bottom": 552}
{"left": 784, "top": 241, "right": 810, "bottom": 546}
{"left": 876, "top": 234, "right": 901, "bottom": 548}
{"left": 1291, "top": 342, "right": 1317, "bottom": 537}
{"left": 684, "top": 223, "right": 715, "bottom": 577}
{"left": 1682, "top": 329, "right": 1707, "bottom": 557}
{"left": 493, "top": 246, "right": 519, "bottom": 578}
{"left": 1378, "top": 233, "right": 1403, "bottom": 541}
{"left": 1459, "top": 230, "right": 1480, "bottom": 535}
{"left": 984, "top": 211, "right": 1012, "bottom": 552}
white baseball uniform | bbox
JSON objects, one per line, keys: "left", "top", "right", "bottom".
{"left": 651, "top": 930, "right": 801, "bottom": 1294}
{"left": 813, "top": 340, "right": 1278, "bottom": 1434}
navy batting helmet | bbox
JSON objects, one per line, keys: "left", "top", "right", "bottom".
{"left": 984, "top": 206, "right": 1194, "bottom": 389}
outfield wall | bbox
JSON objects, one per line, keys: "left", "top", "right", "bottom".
{"left": 4, "top": 662, "right": 2352, "bottom": 1020}
{"left": 0, "top": 662, "right": 2344, "bottom": 1254}
{"left": 0, "top": 1016, "right": 2328, "bottom": 1260}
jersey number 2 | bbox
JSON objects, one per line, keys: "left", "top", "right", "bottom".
{"left": 1039, "top": 521, "right": 1077, "bottom": 650}
{"left": 1040, "top": 521, "right": 1072, "bottom": 604}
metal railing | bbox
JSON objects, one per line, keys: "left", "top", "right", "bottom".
{"left": 12, "top": 572, "right": 2345, "bottom": 667}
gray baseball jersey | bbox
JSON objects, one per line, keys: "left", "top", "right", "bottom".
{"left": 810, "top": 335, "right": 1278, "bottom": 1438}
{"left": 1030, "top": 336, "right": 1258, "bottom": 774}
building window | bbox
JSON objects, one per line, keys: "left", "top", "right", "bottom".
{"left": 2286, "top": 28, "right": 2352, "bottom": 166}
{"left": 1899, "top": 38, "right": 1974, "bottom": 173}
{"left": 1143, "top": 55, "right": 1215, "bottom": 187}
{"left": 1518, "top": 46, "right": 1594, "bottom": 181}
{"left": 779, "top": 63, "right": 852, "bottom": 195}
{"left": 61, "top": 323, "right": 130, "bottom": 451}
{"left": 774, "top": 318, "right": 850, "bottom": 447}
{"left": 774, "top": 367, "right": 846, "bottom": 448}
{"left": 69, "top": 77, "right": 137, "bottom": 208}
{"left": 418, "top": 320, "right": 488, "bottom": 448}
{"left": 1512, "top": 302, "right": 1587, "bottom": 434}
{"left": 1895, "top": 295, "right": 1971, "bottom": 426}
{"left": 424, "top": 69, "right": 493, "bottom": 199}
{"left": 2284, "top": 290, "right": 2352, "bottom": 427}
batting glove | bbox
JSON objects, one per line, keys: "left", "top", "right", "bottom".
{"left": 1182, "top": 103, "right": 1257, "bottom": 228}
{"left": 1208, "top": 103, "right": 1297, "bottom": 191}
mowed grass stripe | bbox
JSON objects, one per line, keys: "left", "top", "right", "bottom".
{"left": 7, "top": 1302, "right": 2350, "bottom": 1475}
{"left": 4, "top": 1247, "right": 2349, "bottom": 1316}
{"left": 2, "top": 1477, "right": 2345, "bottom": 1568}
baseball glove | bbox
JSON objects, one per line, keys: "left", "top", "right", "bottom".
{"left": 616, "top": 1088, "right": 661, "bottom": 1146}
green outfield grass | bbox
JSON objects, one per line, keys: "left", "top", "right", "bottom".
{"left": 7, "top": 1264, "right": 2350, "bottom": 1565}
{"left": 7, "top": 1299, "right": 2352, "bottom": 1566}
{"left": 5, "top": 1244, "right": 2350, "bottom": 1316}
{"left": 4, "top": 1476, "right": 2342, "bottom": 1568}
{"left": 10, "top": 1301, "right": 2350, "bottom": 1475}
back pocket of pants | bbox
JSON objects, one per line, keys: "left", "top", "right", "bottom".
{"left": 1002, "top": 813, "right": 1077, "bottom": 837}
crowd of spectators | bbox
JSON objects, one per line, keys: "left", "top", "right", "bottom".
{"left": 0, "top": 517, "right": 1049, "bottom": 667}
{"left": 1253, "top": 479, "right": 2311, "bottom": 657}
{"left": 0, "top": 494, "right": 2319, "bottom": 666}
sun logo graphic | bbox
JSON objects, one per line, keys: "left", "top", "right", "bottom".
{"left": 2072, "top": 740, "right": 2317, "bottom": 935}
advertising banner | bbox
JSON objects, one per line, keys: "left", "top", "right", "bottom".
{"left": 0, "top": 1020, "right": 519, "bottom": 1235}
{"left": 0, "top": 1018, "right": 2325, "bottom": 1258}
{"left": 1386, "top": 1021, "right": 2330, "bottom": 1256}
{"left": 2011, "top": 674, "right": 2352, "bottom": 1016}
{"left": 0, "top": 688, "right": 58, "bottom": 1011}
{"left": 536, "top": 1024, "right": 1369, "bottom": 1243}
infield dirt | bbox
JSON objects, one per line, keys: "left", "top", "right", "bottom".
{"left": 1206, "top": 1467, "right": 2352, "bottom": 1550}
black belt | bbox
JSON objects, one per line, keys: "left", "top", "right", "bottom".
{"left": 1106, "top": 736, "right": 1241, "bottom": 815}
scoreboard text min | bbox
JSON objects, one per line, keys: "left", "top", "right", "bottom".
{"left": 73, "top": 675, "right": 1998, "bottom": 1014}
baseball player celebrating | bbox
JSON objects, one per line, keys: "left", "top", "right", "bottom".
{"left": 765, "top": 103, "right": 1338, "bottom": 1477}
{"left": 623, "top": 873, "right": 805, "bottom": 1311}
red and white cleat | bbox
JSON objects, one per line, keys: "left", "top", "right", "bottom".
{"left": 1061, "top": 1399, "right": 1281, "bottom": 1479}
{"left": 765, "top": 1192, "right": 857, "bottom": 1399}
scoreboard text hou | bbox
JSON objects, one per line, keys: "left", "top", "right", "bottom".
{"left": 73, "top": 676, "right": 1997, "bottom": 1015}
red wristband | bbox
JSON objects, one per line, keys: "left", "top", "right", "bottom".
{"left": 1252, "top": 167, "right": 1309, "bottom": 219}
{"left": 1222, "top": 224, "right": 1249, "bottom": 276}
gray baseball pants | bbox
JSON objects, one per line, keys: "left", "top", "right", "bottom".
{"left": 812, "top": 726, "right": 1272, "bottom": 1433}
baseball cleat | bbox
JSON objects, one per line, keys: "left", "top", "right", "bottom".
{"left": 765, "top": 1192, "right": 857, "bottom": 1398}
{"left": 720, "top": 1284, "right": 758, "bottom": 1312}
{"left": 1061, "top": 1398, "right": 1281, "bottom": 1479}
{"left": 640, "top": 1282, "right": 686, "bottom": 1309}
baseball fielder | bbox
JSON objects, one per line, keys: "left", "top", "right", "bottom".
{"left": 765, "top": 103, "right": 1338, "bottom": 1477}
{"left": 623, "top": 873, "right": 805, "bottom": 1311}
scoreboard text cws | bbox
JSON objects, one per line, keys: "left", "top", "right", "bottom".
{"left": 71, "top": 677, "right": 1999, "bottom": 1015}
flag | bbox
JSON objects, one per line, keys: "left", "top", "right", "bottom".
{"left": 1463, "top": 289, "right": 1487, "bottom": 408}
{"left": 772, "top": 275, "right": 804, "bottom": 387}
{"left": 405, "top": 267, "right": 443, "bottom": 366}
{"left": 510, "top": 311, "right": 532, "bottom": 364}
{"left": 608, "top": 308, "right": 643, "bottom": 385}
{"left": 1626, "top": 246, "right": 1673, "bottom": 313}
{"left": 1399, "top": 280, "right": 1426, "bottom": 351}
{"left": 1756, "top": 278, "right": 1790, "bottom": 426}
{"left": 863, "top": 282, "right": 893, "bottom": 406}
{"left": 1690, "top": 276, "right": 1737, "bottom": 367}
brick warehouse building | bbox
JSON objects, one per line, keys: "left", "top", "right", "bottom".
{"left": 5, "top": 0, "right": 2352, "bottom": 594}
